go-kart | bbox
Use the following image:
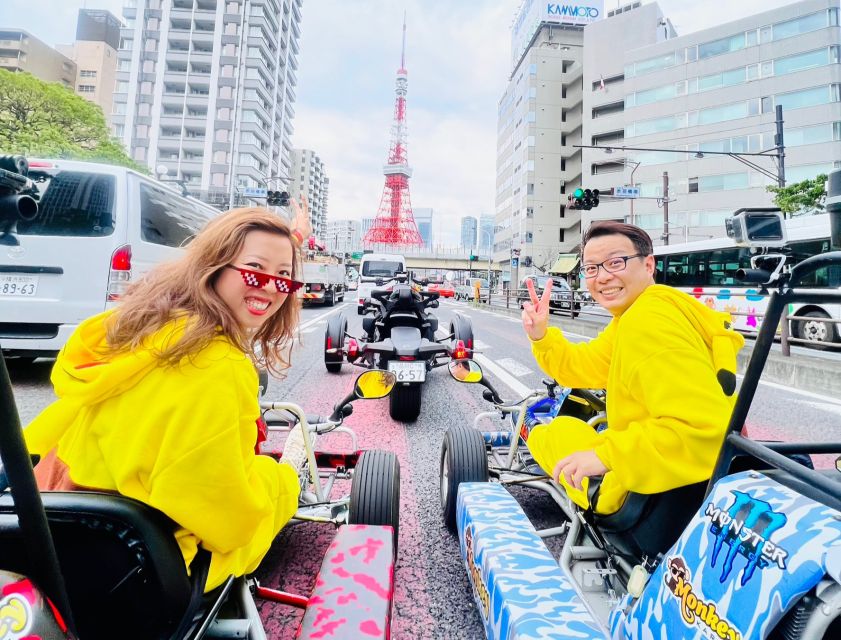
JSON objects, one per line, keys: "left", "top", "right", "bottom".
{"left": 0, "top": 365, "right": 399, "bottom": 640}
{"left": 324, "top": 271, "right": 474, "bottom": 422}
{"left": 440, "top": 213, "right": 841, "bottom": 639}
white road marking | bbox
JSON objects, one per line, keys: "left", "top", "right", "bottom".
{"left": 801, "top": 401, "right": 841, "bottom": 416}
{"left": 473, "top": 353, "right": 532, "bottom": 398}
{"left": 495, "top": 357, "right": 533, "bottom": 377}
{"left": 737, "top": 374, "right": 841, "bottom": 405}
{"left": 473, "top": 340, "right": 491, "bottom": 350}
{"left": 298, "top": 304, "right": 348, "bottom": 331}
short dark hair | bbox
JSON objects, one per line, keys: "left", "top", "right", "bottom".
{"left": 582, "top": 221, "right": 653, "bottom": 256}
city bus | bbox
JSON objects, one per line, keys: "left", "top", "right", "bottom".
{"left": 653, "top": 213, "right": 841, "bottom": 348}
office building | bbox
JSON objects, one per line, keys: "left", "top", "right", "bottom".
{"left": 583, "top": 0, "right": 841, "bottom": 243}
{"left": 57, "top": 10, "right": 122, "bottom": 126}
{"left": 325, "top": 219, "right": 360, "bottom": 254}
{"left": 290, "top": 148, "right": 329, "bottom": 240}
{"left": 479, "top": 214, "right": 494, "bottom": 253}
{"left": 0, "top": 28, "right": 76, "bottom": 88}
{"left": 112, "top": 0, "right": 303, "bottom": 209}
{"left": 461, "top": 215, "right": 478, "bottom": 250}
{"left": 413, "top": 207, "right": 433, "bottom": 246}
{"left": 494, "top": 2, "right": 597, "bottom": 282}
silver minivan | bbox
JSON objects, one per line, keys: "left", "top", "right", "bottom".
{"left": 0, "top": 159, "right": 219, "bottom": 361}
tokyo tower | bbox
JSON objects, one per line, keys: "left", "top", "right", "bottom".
{"left": 363, "top": 15, "right": 423, "bottom": 247}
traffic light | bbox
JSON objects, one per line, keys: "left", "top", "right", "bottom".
{"left": 469, "top": 254, "right": 478, "bottom": 262}
{"left": 523, "top": 256, "right": 532, "bottom": 267}
{"left": 568, "top": 188, "right": 600, "bottom": 210}
{"left": 267, "top": 190, "right": 290, "bottom": 206}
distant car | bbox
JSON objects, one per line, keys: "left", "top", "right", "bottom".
{"left": 427, "top": 282, "right": 455, "bottom": 298}
{"left": 346, "top": 278, "right": 358, "bottom": 291}
{"left": 516, "top": 275, "right": 579, "bottom": 317}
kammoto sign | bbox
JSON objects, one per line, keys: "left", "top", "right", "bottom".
{"left": 511, "top": 1, "right": 604, "bottom": 68}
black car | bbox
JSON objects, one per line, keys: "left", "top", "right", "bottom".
{"left": 516, "top": 275, "right": 580, "bottom": 317}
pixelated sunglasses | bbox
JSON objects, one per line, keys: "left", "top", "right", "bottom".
{"left": 226, "top": 265, "right": 304, "bottom": 294}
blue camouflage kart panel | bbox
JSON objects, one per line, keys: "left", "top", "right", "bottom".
{"left": 611, "top": 471, "right": 841, "bottom": 640}
{"left": 457, "top": 482, "right": 604, "bottom": 640}
{"left": 482, "top": 431, "right": 513, "bottom": 448}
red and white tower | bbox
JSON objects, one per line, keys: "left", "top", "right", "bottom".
{"left": 363, "top": 15, "right": 423, "bottom": 247}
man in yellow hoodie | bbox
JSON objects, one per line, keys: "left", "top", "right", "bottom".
{"left": 522, "top": 221, "right": 744, "bottom": 514}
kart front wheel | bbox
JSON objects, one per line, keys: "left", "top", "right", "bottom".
{"left": 389, "top": 383, "right": 422, "bottom": 422}
{"left": 349, "top": 450, "right": 401, "bottom": 552}
{"left": 324, "top": 313, "right": 346, "bottom": 373}
{"left": 440, "top": 426, "right": 488, "bottom": 531}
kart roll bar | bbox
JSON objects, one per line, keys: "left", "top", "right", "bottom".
{"left": 707, "top": 251, "right": 841, "bottom": 513}
{"left": 0, "top": 353, "right": 77, "bottom": 633}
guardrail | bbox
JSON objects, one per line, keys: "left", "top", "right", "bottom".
{"left": 461, "top": 288, "right": 840, "bottom": 355}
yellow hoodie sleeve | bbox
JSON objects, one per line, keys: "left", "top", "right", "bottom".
{"left": 593, "top": 307, "right": 732, "bottom": 494}
{"left": 123, "top": 357, "right": 299, "bottom": 567}
{"left": 530, "top": 323, "right": 615, "bottom": 389}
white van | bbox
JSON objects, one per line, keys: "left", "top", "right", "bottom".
{"left": 356, "top": 253, "right": 406, "bottom": 315}
{"left": 0, "top": 159, "right": 219, "bottom": 361}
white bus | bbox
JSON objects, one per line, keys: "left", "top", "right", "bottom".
{"left": 653, "top": 213, "right": 841, "bottom": 348}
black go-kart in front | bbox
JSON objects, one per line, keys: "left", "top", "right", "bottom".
{"left": 324, "top": 274, "right": 474, "bottom": 422}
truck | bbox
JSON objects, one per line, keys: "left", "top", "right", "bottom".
{"left": 300, "top": 252, "right": 346, "bottom": 306}
{"left": 356, "top": 253, "right": 406, "bottom": 315}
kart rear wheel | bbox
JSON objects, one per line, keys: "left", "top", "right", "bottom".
{"left": 440, "top": 425, "right": 488, "bottom": 531}
{"left": 389, "top": 383, "right": 422, "bottom": 422}
{"left": 324, "top": 313, "right": 346, "bottom": 373}
{"left": 450, "top": 314, "right": 474, "bottom": 358}
{"left": 349, "top": 450, "right": 401, "bottom": 552}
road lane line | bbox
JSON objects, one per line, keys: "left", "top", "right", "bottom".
{"left": 473, "top": 353, "right": 532, "bottom": 398}
{"left": 737, "top": 374, "right": 841, "bottom": 405}
{"left": 298, "top": 303, "right": 348, "bottom": 332}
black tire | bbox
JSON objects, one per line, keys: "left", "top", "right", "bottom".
{"left": 389, "top": 383, "right": 422, "bottom": 422}
{"left": 795, "top": 310, "right": 839, "bottom": 349}
{"left": 349, "top": 450, "right": 401, "bottom": 552}
{"left": 440, "top": 426, "right": 488, "bottom": 531}
{"left": 324, "top": 313, "right": 346, "bottom": 373}
{"left": 450, "top": 313, "right": 474, "bottom": 357}
{"left": 324, "top": 289, "right": 334, "bottom": 307}
{"left": 357, "top": 305, "right": 365, "bottom": 315}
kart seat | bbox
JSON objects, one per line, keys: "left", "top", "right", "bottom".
{"left": 590, "top": 480, "right": 708, "bottom": 561}
{"left": 0, "top": 491, "right": 209, "bottom": 640}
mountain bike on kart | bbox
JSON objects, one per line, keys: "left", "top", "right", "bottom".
{"left": 440, "top": 209, "right": 841, "bottom": 640}
{"left": 323, "top": 271, "right": 474, "bottom": 422}
{"left": 0, "top": 366, "right": 399, "bottom": 640}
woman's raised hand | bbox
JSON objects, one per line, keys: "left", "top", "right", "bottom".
{"left": 289, "top": 194, "right": 312, "bottom": 241}
{"left": 521, "top": 278, "right": 552, "bottom": 341}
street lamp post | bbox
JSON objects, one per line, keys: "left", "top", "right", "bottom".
{"left": 481, "top": 229, "right": 493, "bottom": 286}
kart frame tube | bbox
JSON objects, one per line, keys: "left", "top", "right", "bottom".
{"left": 708, "top": 251, "right": 841, "bottom": 513}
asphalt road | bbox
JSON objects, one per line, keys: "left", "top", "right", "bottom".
{"left": 7, "top": 298, "right": 841, "bottom": 639}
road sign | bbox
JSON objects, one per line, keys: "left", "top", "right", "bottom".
{"left": 614, "top": 186, "right": 640, "bottom": 199}
{"left": 511, "top": 258, "right": 519, "bottom": 268}
{"left": 350, "top": 252, "right": 363, "bottom": 260}
{"left": 243, "top": 187, "right": 268, "bottom": 198}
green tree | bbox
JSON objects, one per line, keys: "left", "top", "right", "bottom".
{"left": 0, "top": 69, "right": 146, "bottom": 173}
{"left": 766, "top": 174, "right": 827, "bottom": 216}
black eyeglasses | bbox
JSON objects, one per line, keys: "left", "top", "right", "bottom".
{"left": 579, "top": 254, "right": 645, "bottom": 279}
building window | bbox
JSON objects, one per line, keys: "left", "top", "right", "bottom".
{"left": 772, "top": 11, "right": 827, "bottom": 41}
{"left": 698, "top": 33, "right": 745, "bottom": 60}
{"left": 592, "top": 101, "right": 624, "bottom": 118}
{"left": 774, "top": 48, "right": 833, "bottom": 76}
{"left": 77, "top": 84, "right": 95, "bottom": 93}
{"left": 559, "top": 229, "right": 564, "bottom": 242}
{"left": 80, "top": 70, "right": 97, "bottom": 78}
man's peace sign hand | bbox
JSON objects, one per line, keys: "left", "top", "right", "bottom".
{"left": 521, "top": 278, "right": 552, "bottom": 341}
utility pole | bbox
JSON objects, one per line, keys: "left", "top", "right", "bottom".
{"left": 662, "top": 171, "right": 670, "bottom": 246}
{"left": 775, "top": 104, "right": 786, "bottom": 189}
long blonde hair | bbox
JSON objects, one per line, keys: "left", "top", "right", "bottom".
{"left": 105, "top": 207, "right": 300, "bottom": 375}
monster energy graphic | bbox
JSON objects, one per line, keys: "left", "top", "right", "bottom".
{"left": 705, "top": 491, "right": 788, "bottom": 585}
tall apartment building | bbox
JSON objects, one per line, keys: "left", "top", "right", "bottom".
{"left": 112, "top": 0, "right": 302, "bottom": 209}
{"left": 461, "top": 216, "right": 478, "bottom": 250}
{"left": 479, "top": 214, "right": 494, "bottom": 253}
{"left": 0, "top": 29, "right": 76, "bottom": 88}
{"left": 57, "top": 10, "right": 122, "bottom": 127}
{"left": 325, "top": 219, "right": 360, "bottom": 254}
{"left": 583, "top": 0, "right": 841, "bottom": 243}
{"left": 289, "top": 148, "right": 328, "bottom": 240}
{"left": 413, "top": 207, "right": 433, "bottom": 246}
{"left": 494, "top": 2, "right": 596, "bottom": 283}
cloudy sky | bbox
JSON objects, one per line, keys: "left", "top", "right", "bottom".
{"left": 1, "top": 0, "right": 801, "bottom": 244}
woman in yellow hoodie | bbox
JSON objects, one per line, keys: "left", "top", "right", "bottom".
{"left": 25, "top": 203, "right": 312, "bottom": 591}
{"left": 522, "top": 221, "right": 744, "bottom": 515}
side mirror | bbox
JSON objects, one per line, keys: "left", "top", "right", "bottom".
{"left": 448, "top": 359, "right": 483, "bottom": 383}
{"left": 836, "top": 456, "right": 841, "bottom": 473}
{"left": 354, "top": 370, "right": 397, "bottom": 399}
{"left": 429, "top": 299, "right": 439, "bottom": 308}
{"left": 422, "top": 278, "right": 429, "bottom": 286}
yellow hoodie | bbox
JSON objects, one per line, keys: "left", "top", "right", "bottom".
{"left": 24, "top": 310, "right": 300, "bottom": 590}
{"left": 529, "top": 284, "right": 744, "bottom": 513}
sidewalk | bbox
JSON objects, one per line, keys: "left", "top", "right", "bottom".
{"left": 478, "top": 300, "right": 841, "bottom": 399}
